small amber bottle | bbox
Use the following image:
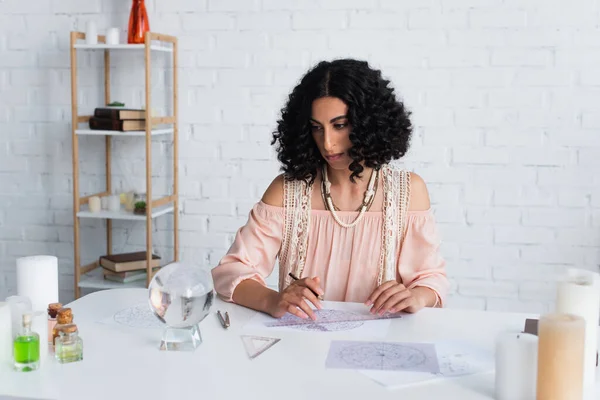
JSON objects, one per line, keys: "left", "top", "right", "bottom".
{"left": 52, "top": 308, "right": 73, "bottom": 346}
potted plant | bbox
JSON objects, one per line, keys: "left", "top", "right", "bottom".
{"left": 134, "top": 201, "right": 146, "bottom": 215}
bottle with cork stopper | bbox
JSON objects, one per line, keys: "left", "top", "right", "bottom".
{"left": 47, "top": 303, "right": 62, "bottom": 345}
{"left": 52, "top": 308, "right": 73, "bottom": 346}
{"left": 13, "top": 312, "right": 40, "bottom": 372}
{"left": 54, "top": 323, "right": 83, "bottom": 364}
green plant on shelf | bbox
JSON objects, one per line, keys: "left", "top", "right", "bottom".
{"left": 134, "top": 201, "right": 146, "bottom": 215}
{"left": 107, "top": 101, "right": 125, "bottom": 107}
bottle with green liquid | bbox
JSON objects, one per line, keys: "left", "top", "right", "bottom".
{"left": 14, "top": 312, "right": 40, "bottom": 372}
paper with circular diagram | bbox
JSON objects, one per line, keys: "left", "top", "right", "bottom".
{"left": 359, "top": 340, "right": 494, "bottom": 389}
{"left": 326, "top": 340, "right": 440, "bottom": 373}
{"left": 97, "top": 303, "right": 165, "bottom": 329}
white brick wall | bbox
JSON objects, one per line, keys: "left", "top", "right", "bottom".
{"left": 1, "top": 0, "right": 599, "bottom": 312}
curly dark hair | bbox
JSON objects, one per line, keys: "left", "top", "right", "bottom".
{"left": 271, "top": 58, "right": 413, "bottom": 183}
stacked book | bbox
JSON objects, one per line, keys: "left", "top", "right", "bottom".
{"left": 100, "top": 251, "right": 161, "bottom": 283}
{"left": 89, "top": 108, "right": 146, "bottom": 132}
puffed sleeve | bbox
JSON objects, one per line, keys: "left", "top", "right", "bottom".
{"left": 211, "top": 202, "right": 284, "bottom": 302}
{"left": 398, "top": 210, "right": 449, "bottom": 307}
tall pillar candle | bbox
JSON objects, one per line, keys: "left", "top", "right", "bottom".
{"left": 536, "top": 313, "right": 585, "bottom": 400}
{"left": 495, "top": 331, "right": 538, "bottom": 400}
{"left": 555, "top": 268, "right": 600, "bottom": 391}
{"left": 16, "top": 255, "right": 59, "bottom": 312}
{"left": 0, "top": 302, "right": 12, "bottom": 366}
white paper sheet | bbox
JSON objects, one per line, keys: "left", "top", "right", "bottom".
{"left": 244, "top": 301, "right": 398, "bottom": 338}
{"left": 360, "top": 340, "right": 494, "bottom": 389}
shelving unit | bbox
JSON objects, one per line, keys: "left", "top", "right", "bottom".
{"left": 75, "top": 128, "right": 174, "bottom": 137}
{"left": 70, "top": 31, "right": 179, "bottom": 298}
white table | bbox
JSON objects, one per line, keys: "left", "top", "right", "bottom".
{"left": 1, "top": 288, "right": 598, "bottom": 400}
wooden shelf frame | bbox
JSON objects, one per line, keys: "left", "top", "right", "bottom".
{"left": 70, "top": 31, "right": 179, "bottom": 298}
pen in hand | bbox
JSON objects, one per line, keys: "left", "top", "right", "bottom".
{"left": 288, "top": 272, "right": 324, "bottom": 301}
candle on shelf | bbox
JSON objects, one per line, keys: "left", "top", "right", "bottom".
{"left": 85, "top": 20, "right": 98, "bottom": 45}
{"left": 495, "top": 331, "right": 538, "bottom": 400}
{"left": 536, "top": 313, "right": 585, "bottom": 400}
{"left": 106, "top": 27, "right": 120, "bottom": 45}
{"left": 555, "top": 268, "right": 600, "bottom": 391}
{"left": 108, "top": 195, "right": 120, "bottom": 212}
{"left": 0, "top": 302, "right": 12, "bottom": 366}
{"left": 89, "top": 196, "right": 101, "bottom": 213}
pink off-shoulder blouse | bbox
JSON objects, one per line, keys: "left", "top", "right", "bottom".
{"left": 211, "top": 201, "right": 449, "bottom": 306}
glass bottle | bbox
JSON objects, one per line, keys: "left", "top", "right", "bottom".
{"left": 54, "top": 324, "right": 83, "bottom": 364}
{"left": 13, "top": 313, "right": 40, "bottom": 372}
{"left": 52, "top": 308, "right": 73, "bottom": 346}
{"left": 127, "top": 0, "right": 150, "bottom": 44}
{"left": 47, "top": 303, "right": 62, "bottom": 345}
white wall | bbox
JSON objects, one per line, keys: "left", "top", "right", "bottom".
{"left": 1, "top": 0, "right": 599, "bottom": 312}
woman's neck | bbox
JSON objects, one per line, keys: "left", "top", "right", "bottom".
{"left": 324, "top": 164, "right": 373, "bottom": 191}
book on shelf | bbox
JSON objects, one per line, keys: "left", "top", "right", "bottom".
{"left": 94, "top": 107, "right": 146, "bottom": 120}
{"left": 102, "top": 267, "right": 160, "bottom": 283}
{"left": 89, "top": 117, "right": 146, "bottom": 131}
{"left": 99, "top": 251, "right": 161, "bottom": 273}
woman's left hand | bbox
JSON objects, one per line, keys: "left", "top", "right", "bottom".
{"left": 365, "top": 281, "right": 426, "bottom": 315}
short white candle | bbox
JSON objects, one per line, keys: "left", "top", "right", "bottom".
{"left": 89, "top": 196, "right": 101, "bottom": 213}
{"left": 495, "top": 331, "right": 538, "bottom": 400}
{"left": 108, "top": 195, "right": 120, "bottom": 212}
{"left": 106, "top": 27, "right": 120, "bottom": 45}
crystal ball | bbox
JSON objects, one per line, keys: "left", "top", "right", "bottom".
{"left": 148, "top": 262, "right": 214, "bottom": 328}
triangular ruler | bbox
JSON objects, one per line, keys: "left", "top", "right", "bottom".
{"left": 241, "top": 335, "right": 280, "bottom": 360}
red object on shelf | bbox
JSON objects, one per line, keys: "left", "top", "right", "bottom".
{"left": 127, "top": 0, "right": 150, "bottom": 44}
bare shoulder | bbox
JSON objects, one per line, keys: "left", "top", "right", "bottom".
{"left": 408, "top": 172, "right": 431, "bottom": 211}
{"left": 261, "top": 174, "right": 285, "bottom": 207}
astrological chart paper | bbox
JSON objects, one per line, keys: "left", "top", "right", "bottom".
{"left": 359, "top": 340, "right": 494, "bottom": 389}
{"left": 325, "top": 340, "right": 440, "bottom": 373}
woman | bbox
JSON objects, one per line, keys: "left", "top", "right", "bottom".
{"left": 211, "top": 59, "right": 448, "bottom": 321}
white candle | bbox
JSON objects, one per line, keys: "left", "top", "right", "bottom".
{"left": 86, "top": 20, "right": 98, "bottom": 45}
{"left": 106, "top": 27, "right": 120, "bottom": 45}
{"left": 89, "top": 196, "right": 101, "bottom": 213}
{"left": 16, "top": 255, "right": 59, "bottom": 312}
{"left": 108, "top": 195, "right": 120, "bottom": 212}
{"left": 555, "top": 268, "right": 600, "bottom": 392}
{"left": 0, "top": 302, "right": 12, "bottom": 367}
{"left": 495, "top": 331, "right": 538, "bottom": 400}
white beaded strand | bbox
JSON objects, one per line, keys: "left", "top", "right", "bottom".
{"left": 322, "top": 165, "right": 378, "bottom": 229}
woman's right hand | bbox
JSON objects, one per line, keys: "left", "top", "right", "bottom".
{"left": 268, "top": 276, "right": 324, "bottom": 320}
